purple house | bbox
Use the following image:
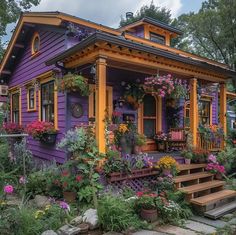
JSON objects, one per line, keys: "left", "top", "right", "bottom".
{"left": 0, "top": 12, "right": 235, "bottom": 163}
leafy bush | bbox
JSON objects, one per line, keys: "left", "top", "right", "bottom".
{"left": 98, "top": 195, "right": 145, "bottom": 232}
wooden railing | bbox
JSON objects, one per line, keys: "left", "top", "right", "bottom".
{"left": 197, "top": 132, "right": 223, "bottom": 151}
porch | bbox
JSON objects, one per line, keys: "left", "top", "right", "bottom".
{"left": 46, "top": 32, "right": 229, "bottom": 153}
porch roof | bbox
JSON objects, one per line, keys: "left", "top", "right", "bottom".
{"left": 46, "top": 32, "right": 236, "bottom": 79}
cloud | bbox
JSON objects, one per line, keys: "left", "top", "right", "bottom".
{"left": 32, "top": 0, "right": 183, "bottom": 27}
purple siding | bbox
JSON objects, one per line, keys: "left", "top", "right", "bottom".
{"left": 212, "top": 91, "right": 218, "bottom": 124}
{"left": 9, "top": 27, "right": 67, "bottom": 163}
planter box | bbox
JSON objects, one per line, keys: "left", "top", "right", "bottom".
{"left": 108, "top": 168, "right": 158, "bottom": 183}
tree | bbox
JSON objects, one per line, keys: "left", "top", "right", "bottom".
{"left": 120, "top": 1, "right": 172, "bottom": 27}
{"left": 0, "top": 0, "right": 41, "bottom": 59}
{"left": 173, "top": 0, "right": 236, "bottom": 70}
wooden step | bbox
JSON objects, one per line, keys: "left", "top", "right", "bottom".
{"left": 178, "top": 163, "right": 206, "bottom": 172}
{"left": 204, "top": 200, "right": 236, "bottom": 219}
{"left": 174, "top": 172, "right": 213, "bottom": 184}
{"left": 179, "top": 180, "right": 225, "bottom": 194}
{"left": 190, "top": 190, "right": 236, "bottom": 206}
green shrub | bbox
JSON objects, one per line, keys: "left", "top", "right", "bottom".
{"left": 98, "top": 195, "right": 145, "bottom": 232}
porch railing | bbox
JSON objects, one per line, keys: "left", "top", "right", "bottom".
{"left": 197, "top": 132, "right": 223, "bottom": 151}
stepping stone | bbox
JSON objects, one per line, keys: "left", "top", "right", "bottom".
{"left": 155, "top": 225, "right": 197, "bottom": 235}
{"left": 184, "top": 220, "right": 216, "bottom": 234}
{"left": 190, "top": 215, "right": 227, "bottom": 228}
{"left": 132, "top": 230, "right": 167, "bottom": 235}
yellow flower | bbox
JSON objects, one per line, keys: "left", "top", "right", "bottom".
{"left": 44, "top": 204, "right": 51, "bottom": 211}
{"left": 34, "top": 210, "right": 45, "bottom": 219}
{"left": 0, "top": 200, "right": 6, "bottom": 206}
{"left": 118, "top": 124, "right": 128, "bottom": 133}
{"left": 156, "top": 156, "right": 179, "bottom": 170}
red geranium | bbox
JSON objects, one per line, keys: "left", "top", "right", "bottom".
{"left": 2, "top": 122, "right": 24, "bottom": 134}
{"left": 76, "top": 175, "right": 83, "bottom": 182}
{"left": 26, "top": 120, "right": 56, "bottom": 139}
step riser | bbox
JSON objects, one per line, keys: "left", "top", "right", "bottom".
{"left": 176, "top": 176, "right": 214, "bottom": 189}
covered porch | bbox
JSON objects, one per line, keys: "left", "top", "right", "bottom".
{"left": 46, "top": 32, "right": 230, "bottom": 153}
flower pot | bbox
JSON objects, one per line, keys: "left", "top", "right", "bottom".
{"left": 63, "top": 191, "right": 77, "bottom": 203}
{"left": 40, "top": 133, "right": 57, "bottom": 145}
{"left": 140, "top": 208, "right": 158, "bottom": 222}
{"left": 133, "top": 145, "right": 142, "bottom": 154}
{"left": 215, "top": 172, "right": 223, "bottom": 180}
{"left": 185, "top": 158, "right": 191, "bottom": 164}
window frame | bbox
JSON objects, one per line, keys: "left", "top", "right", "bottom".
{"left": 27, "top": 86, "right": 36, "bottom": 112}
{"left": 31, "top": 32, "right": 40, "bottom": 56}
{"left": 88, "top": 84, "right": 113, "bottom": 120}
{"left": 149, "top": 32, "right": 166, "bottom": 45}
{"left": 10, "top": 88, "right": 21, "bottom": 124}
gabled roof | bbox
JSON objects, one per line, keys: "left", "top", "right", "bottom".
{"left": 0, "top": 11, "right": 120, "bottom": 78}
{"left": 46, "top": 31, "right": 236, "bottom": 79}
{"left": 119, "top": 16, "right": 183, "bottom": 36}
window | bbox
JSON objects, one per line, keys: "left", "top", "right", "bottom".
{"left": 41, "top": 81, "right": 54, "bottom": 123}
{"left": 12, "top": 92, "right": 20, "bottom": 124}
{"left": 150, "top": 32, "right": 165, "bottom": 44}
{"left": 27, "top": 87, "right": 36, "bottom": 111}
{"left": 142, "top": 94, "right": 157, "bottom": 138}
{"left": 31, "top": 33, "right": 40, "bottom": 55}
{"left": 88, "top": 85, "right": 113, "bottom": 120}
{"left": 199, "top": 99, "right": 211, "bottom": 125}
{"left": 184, "top": 101, "right": 190, "bottom": 129}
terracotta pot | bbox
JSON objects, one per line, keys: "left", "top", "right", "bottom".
{"left": 63, "top": 191, "right": 77, "bottom": 203}
{"left": 140, "top": 208, "right": 158, "bottom": 222}
{"left": 185, "top": 158, "right": 191, "bottom": 164}
{"left": 215, "top": 172, "right": 223, "bottom": 180}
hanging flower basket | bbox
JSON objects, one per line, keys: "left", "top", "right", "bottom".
{"left": 57, "top": 73, "right": 90, "bottom": 96}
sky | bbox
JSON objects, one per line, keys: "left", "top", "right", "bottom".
{"left": 4, "top": 0, "right": 204, "bottom": 42}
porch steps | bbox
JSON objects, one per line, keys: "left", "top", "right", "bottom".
{"left": 204, "top": 201, "right": 236, "bottom": 219}
{"left": 174, "top": 163, "right": 236, "bottom": 219}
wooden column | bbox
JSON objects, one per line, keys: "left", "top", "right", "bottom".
{"left": 190, "top": 78, "right": 198, "bottom": 147}
{"left": 157, "top": 96, "right": 162, "bottom": 132}
{"left": 95, "top": 57, "right": 107, "bottom": 153}
{"left": 220, "top": 82, "right": 227, "bottom": 146}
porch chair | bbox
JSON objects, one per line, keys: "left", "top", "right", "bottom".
{"left": 167, "top": 128, "right": 187, "bottom": 151}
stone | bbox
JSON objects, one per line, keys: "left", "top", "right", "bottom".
{"left": 229, "top": 217, "right": 236, "bottom": 225}
{"left": 155, "top": 225, "right": 197, "bottom": 235}
{"left": 34, "top": 195, "right": 50, "bottom": 208}
{"left": 190, "top": 215, "right": 227, "bottom": 228}
{"left": 57, "top": 225, "right": 81, "bottom": 235}
{"left": 41, "top": 230, "right": 58, "bottom": 235}
{"left": 132, "top": 230, "right": 166, "bottom": 235}
{"left": 103, "top": 232, "right": 123, "bottom": 235}
{"left": 82, "top": 208, "right": 98, "bottom": 230}
{"left": 70, "top": 216, "right": 83, "bottom": 226}
{"left": 184, "top": 220, "right": 216, "bottom": 234}
{"left": 222, "top": 213, "right": 234, "bottom": 221}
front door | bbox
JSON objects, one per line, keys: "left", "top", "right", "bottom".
{"left": 139, "top": 94, "right": 158, "bottom": 151}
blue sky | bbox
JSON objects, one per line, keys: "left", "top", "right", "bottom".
{"left": 3, "top": 0, "right": 205, "bottom": 42}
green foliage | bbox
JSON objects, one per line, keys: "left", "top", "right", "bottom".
{"left": 0, "top": 0, "right": 41, "bottom": 59}
{"left": 97, "top": 195, "right": 145, "bottom": 232}
{"left": 120, "top": 1, "right": 172, "bottom": 27}
{"left": 217, "top": 146, "right": 236, "bottom": 174}
{"left": 173, "top": 0, "right": 236, "bottom": 69}
{"left": 0, "top": 204, "right": 72, "bottom": 235}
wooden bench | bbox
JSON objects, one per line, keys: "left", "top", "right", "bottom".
{"left": 168, "top": 128, "right": 187, "bottom": 151}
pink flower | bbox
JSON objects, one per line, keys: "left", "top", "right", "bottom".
{"left": 208, "top": 154, "right": 217, "bottom": 163}
{"left": 19, "top": 176, "right": 27, "bottom": 184}
{"left": 4, "top": 185, "right": 14, "bottom": 194}
{"left": 59, "top": 201, "right": 70, "bottom": 211}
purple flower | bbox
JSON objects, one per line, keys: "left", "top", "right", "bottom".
{"left": 59, "top": 201, "right": 70, "bottom": 211}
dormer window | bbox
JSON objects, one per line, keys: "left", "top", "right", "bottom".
{"left": 31, "top": 32, "right": 40, "bottom": 55}
{"left": 150, "top": 32, "right": 165, "bottom": 45}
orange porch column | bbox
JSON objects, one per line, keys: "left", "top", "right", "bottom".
{"left": 190, "top": 78, "right": 198, "bottom": 147}
{"left": 220, "top": 82, "right": 227, "bottom": 147}
{"left": 95, "top": 57, "right": 107, "bottom": 153}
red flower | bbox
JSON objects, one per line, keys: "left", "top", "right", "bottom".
{"left": 76, "top": 175, "right": 83, "bottom": 182}
{"left": 136, "top": 191, "right": 144, "bottom": 197}
{"left": 62, "top": 171, "right": 69, "bottom": 177}
{"left": 62, "top": 182, "right": 68, "bottom": 188}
